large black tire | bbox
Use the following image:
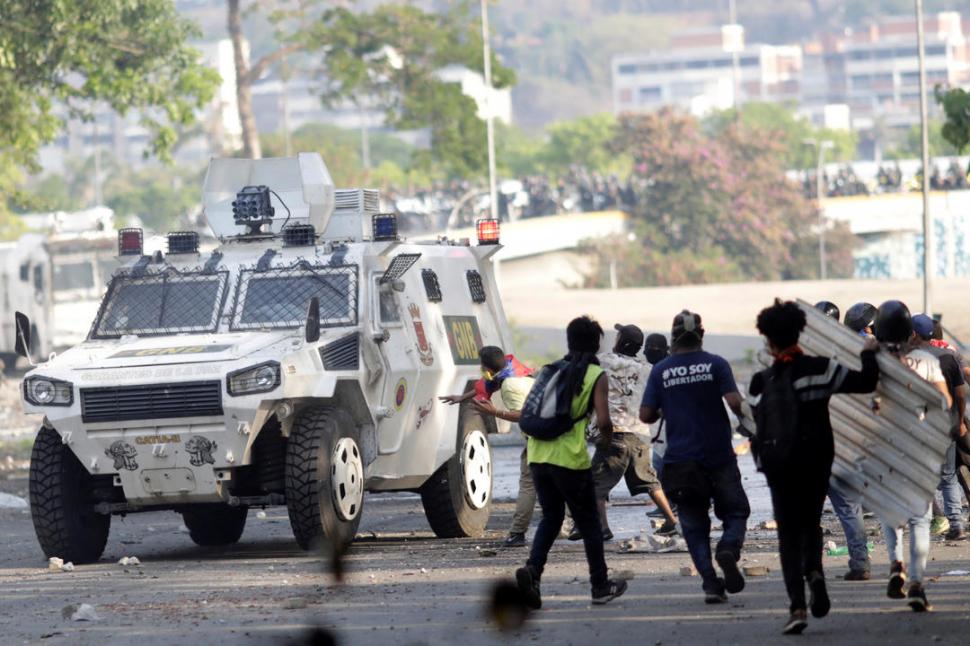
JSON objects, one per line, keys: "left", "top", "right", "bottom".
{"left": 285, "top": 406, "right": 363, "bottom": 551}
{"left": 181, "top": 505, "right": 248, "bottom": 546}
{"left": 29, "top": 426, "right": 110, "bottom": 564}
{"left": 420, "top": 405, "right": 493, "bottom": 538}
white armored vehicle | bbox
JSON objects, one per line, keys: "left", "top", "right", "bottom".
{"left": 18, "top": 154, "right": 511, "bottom": 563}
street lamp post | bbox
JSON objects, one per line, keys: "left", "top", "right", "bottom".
{"left": 803, "top": 138, "right": 834, "bottom": 280}
{"left": 916, "top": 0, "right": 933, "bottom": 312}
{"left": 480, "top": 0, "right": 499, "bottom": 222}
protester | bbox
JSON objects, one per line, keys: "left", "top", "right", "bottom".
{"left": 875, "top": 300, "right": 952, "bottom": 612}
{"left": 911, "top": 314, "right": 968, "bottom": 541}
{"left": 639, "top": 310, "right": 751, "bottom": 604}
{"left": 440, "top": 346, "right": 535, "bottom": 547}
{"left": 844, "top": 302, "right": 877, "bottom": 336}
{"left": 644, "top": 333, "right": 670, "bottom": 501}
{"left": 578, "top": 324, "right": 678, "bottom": 541}
{"left": 749, "top": 300, "right": 880, "bottom": 634}
{"left": 514, "top": 316, "right": 628, "bottom": 608}
{"left": 811, "top": 300, "right": 874, "bottom": 581}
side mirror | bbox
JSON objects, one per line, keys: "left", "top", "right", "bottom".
{"left": 14, "top": 311, "right": 31, "bottom": 358}
{"left": 305, "top": 297, "right": 320, "bottom": 343}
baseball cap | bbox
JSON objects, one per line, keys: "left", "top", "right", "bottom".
{"left": 912, "top": 313, "right": 934, "bottom": 340}
{"left": 614, "top": 323, "right": 644, "bottom": 353}
{"left": 672, "top": 310, "right": 703, "bottom": 342}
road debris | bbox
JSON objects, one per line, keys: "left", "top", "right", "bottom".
{"left": 759, "top": 520, "right": 777, "bottom": 530}
{"left": 64, "top": 604, "right": 100, "bottom": 622}
{"left": 48, "top": 557, "right": 74, "bottom": 572}
{"left": 256, "top": 511, "right": 267, "bottom": 519}
{"left": 742, "top": 565, "right": 770, "bottom": 577}
{"left": 680, "top": 566, "right": 697, "bottom": 577}
{"left": 282, "top": 597, "right": 308, "bottom": 610}
{"left": 942, "top": 569, "right": 970, "bottom": 576}
{"left": 619, "top": 532, "right": 688, "bottom": 554}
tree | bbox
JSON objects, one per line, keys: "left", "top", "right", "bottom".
{"left": 705, "top": 103, "right": 857, "bottom": 169}
{"left": 0, "top": 0, "right": 218, "bottom": 238}
{"left": 312, "top": 3, "right": 516, "bottom": 179}
{"left": 581, "top": 108, "right": 855, "bottom": 287}
{"left": 542, "top": 114, "right": 623, "bottom": 175}
{"left": 936, "top": 86, "right": 970, "bottom": 153}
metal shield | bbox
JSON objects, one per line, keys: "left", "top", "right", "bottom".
{"left": 796, "top": 300, "right": 951, "bottom": 528}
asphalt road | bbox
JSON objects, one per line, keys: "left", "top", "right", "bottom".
{"left": 2, "top": 445, "right": 970, "bottom": 646}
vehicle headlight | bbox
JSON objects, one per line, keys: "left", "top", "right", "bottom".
{"left": 24, "top": 377, "right": 73, "bottom": 406}
{"left": 226, "top": 361, "right": 281, "bottom": 396}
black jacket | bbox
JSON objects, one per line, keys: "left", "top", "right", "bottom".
{"left": 748, "top": 350, "right": 879, "bottom": 469}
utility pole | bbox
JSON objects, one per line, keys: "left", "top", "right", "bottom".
{"left": 729, "top": 0, "right": 741, "bottom": 111}
{"left": 280, "top": 56, "right": 292, "bottom": 157}
{"left": 804, "top": 138, "right": 834, "bottom": 280}
{"left": 93, "top": 119, "right": 103, "bottom": 207}
{"left": 480, "top": 0, "right": 498, "bottom": 221}
{"left": 916, "top": 0, "right": 933, "bottom": 312}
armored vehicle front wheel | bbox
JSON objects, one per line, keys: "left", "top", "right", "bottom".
{"left": 29, "top": 426, "right": 110, "bottom": 564}
{"left": 420, "top": 405, "right": 493, "bottom": 538}
{"left": 285, "top": 406, "right": 364, "bottom": 551}
{"left": 181, "top": 505, "right": 248, "bottom": 546}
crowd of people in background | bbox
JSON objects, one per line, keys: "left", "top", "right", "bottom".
{"left": 800, "top": 158, "right": 970, "bottom": 199}
{"left": 384, "top": 166, "right": 637, "bottom": 232}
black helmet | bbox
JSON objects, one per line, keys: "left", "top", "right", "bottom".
{"left": 874, "top": 300, "right": 912, "bottom": 344}
{"left": 814, "top": 300, "right": 840, "bottom": 321}
{"left": 844, "top": 302, "right": 877, "bottom": 333}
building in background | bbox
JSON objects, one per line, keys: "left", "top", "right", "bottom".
{"left": 611, "top": 25, "right": 802, "bottom": 116}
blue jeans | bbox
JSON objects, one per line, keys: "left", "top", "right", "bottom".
{"left": 675, "top": 461, "right": 750, "bottom": 587}
{"left": 882, "top": 504, "right": 932, "bottom": 583}
{"left": 828, "top": 475, "right": 870, "bottom": 572}
{"left": 938, "top": 442, "right": 964, "bottom": 531}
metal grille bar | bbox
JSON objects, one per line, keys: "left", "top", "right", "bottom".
{"left": 81, "top": 381, "right": 223, "bottom": 423}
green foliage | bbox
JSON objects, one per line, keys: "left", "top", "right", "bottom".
{"left": 582, "top": 109, "right": 855, "bottom": 287}
{"left": 936, "top": 86, "right": 970, "bottom": 153}
{"left": 543, "top": 114, "right": 626, "bottom": 175}
{"left": 104, "top": 164, "right": 202, "bottom": 232}
{"left": 885, "top": 119, "right": 960, "bottom": 159}
{"left": 311, "top": 2, "right": 516, "bottom": 179}
{"left": 705, "top": 103, "right": 858, "bottom": 169}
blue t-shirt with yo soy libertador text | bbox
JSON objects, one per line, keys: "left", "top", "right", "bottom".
{"left": 641, "top": 350, "right": 739, "bottom": 468}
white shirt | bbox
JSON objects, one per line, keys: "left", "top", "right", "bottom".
{"left": 593, "top": 352, "right": 651, "bottom": 436}
{"left": 904, "top": 348, "right": 945, "bottom": 384}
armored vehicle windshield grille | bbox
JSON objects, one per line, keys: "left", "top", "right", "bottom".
{"left": 90, "top": 269, "right": 230, "bottom": 339}
{"left": 231, "top": 262, "right": 358, "bottom": 331}
{"left": 421, "top": 269, "right": 442, "bottom": 302}
{"left": 466, "top": 270, "right": 486, "bottom": 303}
{"left": 319, "top": 333, "right": 360, "bottom": 370}
{"left": 80, "top": 381, "right": 223, "bottom": 423}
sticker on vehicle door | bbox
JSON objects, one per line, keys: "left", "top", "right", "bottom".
{"left": 442, "top": 316, "right": 483, "bottom": 366}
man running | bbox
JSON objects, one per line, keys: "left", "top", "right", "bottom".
{"left": 576, "top": 324, "right": 677, "bottom": 541}
{"left": 640, "top": 310, "right": 750, "bottom": 604}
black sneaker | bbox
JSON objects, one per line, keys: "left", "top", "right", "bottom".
{"left": 842, "top": 569, "right": 871, "bottom": 581}
{"left": 567, "top": 527, "right": 582, "bottom": 541}
{"left": 515, "top": 566, "right": 542, "bottom": 610}
{"left": 703, "top": 578, "right": 727, "bottom": 604}
{"left": 781, "top": 610, "right": 808, "bottom": 635}
{"left": 504, "top": 532, "right": 526, "bottom": 548}
{"left": 591, "top": 579, "right": 628, "bottom": 605}
{"left": 944, "top": 526, "right": 967, "bottom": 541}
{"left": 887, "top": 560, "right": 907, "bottom": 599}
{"left": 655, "top": 519, "right": 679, "bottom": 536}
{"left": 807, "top": 571, "right": 830, "bottom": 618}
{"left": 715, "top": 551, "right": 745, "bottom": 594}
{"left": 907, "top": 582, "right": 930, "bottom": 612}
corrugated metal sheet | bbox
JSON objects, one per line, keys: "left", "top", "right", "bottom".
{"left": 796, "top": 300, "right": 951, "bottom": 528}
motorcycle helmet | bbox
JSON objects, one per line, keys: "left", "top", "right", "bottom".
{"left": 844, "top": 302, "right": 877, "bottom": 333}
{"left": 814, "top": 300, "right": 840, "bottom": 321}
{"left": 874, "top": 300, "right": 913, "bottom": 344}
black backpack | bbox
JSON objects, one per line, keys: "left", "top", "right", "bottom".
{"left": 752, "top": 363, "right": 800, "bottom": 473}
{"left": 519, "top": 360, "right": 590, "bottom": 441}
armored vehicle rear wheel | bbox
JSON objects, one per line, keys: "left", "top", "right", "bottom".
{"left": 29, "top": 426, "right": 110, "bottom": 564}
{"left": 420, "top": 406, "right": 492, "bottom": 538}
{"left": 181, "top": 505, "right": 248, "bottom": 546}
{"left": 285, "top": 406, "right": 363, "bottom": 551}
